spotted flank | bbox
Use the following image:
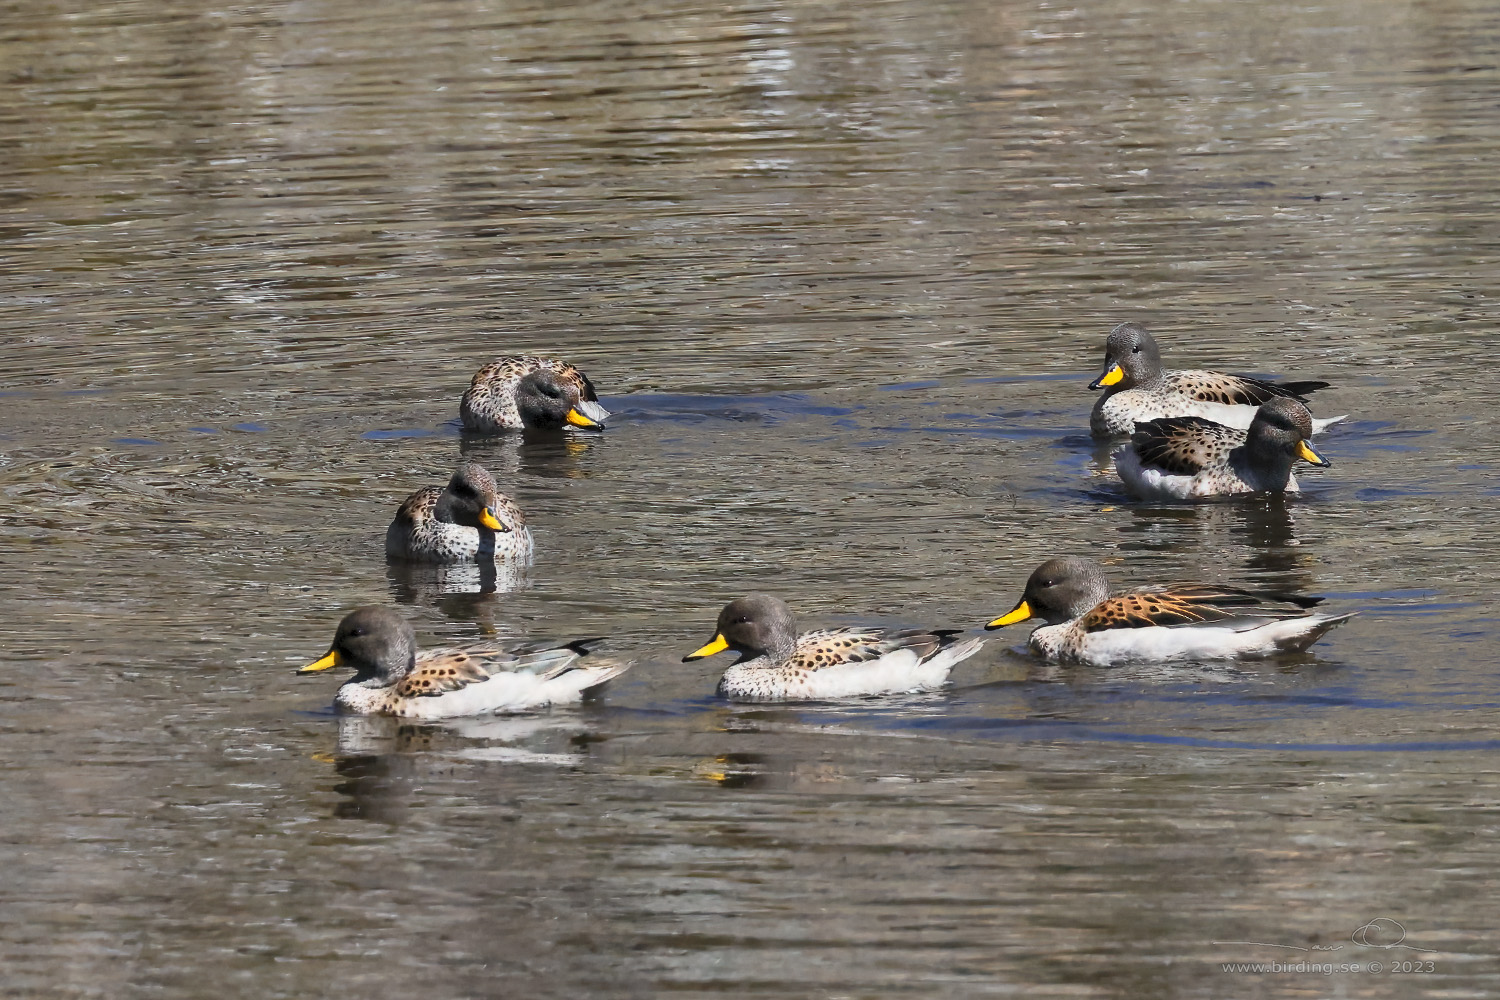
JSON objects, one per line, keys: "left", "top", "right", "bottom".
{"left": 1089, "top": 322, "right": 1343, "bottom": 438}
{"left": 393, "top": 651, "right": 494, "bottom": 697}
{"left": 1160, "top": 371, "right": 1330, "bottom": 409}
{"left": 385, "top": 463, "right": 533, "bottom": 563}
{"left": 297, "top": 607, "right": 629, "bottom": 719}
{"left": 460, "top": 355, "right": 609, "bottom": 432}
{"left": 683, "top": 593, "right": 985, "bottom": 702}
{"left": 984, "top": 557, "right": 1354, "bottom": 666}
{"left": 1115, "top": 397, "right": 1331, "bottom": 500}
{"left": 1077, "top": 585, "right": 1324, "bottom": 632}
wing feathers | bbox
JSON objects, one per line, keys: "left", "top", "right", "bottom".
{"left": 1080, "top": 585, "right": 1321, "bottom": 633}
{"left": 1175, "top": 372, "right": 1332, "bottom": 407}
{"left": 1274, "top": 379, "right": 1332, "bottom": 399}
{"left": 398, "top": 637, "right": 609, "bottom": 695}
{"left": 1129, "top": 416, "right": 1243, "bottom": 475}
{"left": 395, "top": 654, "right": 493, "bottom": 697}
{"left": 1217, "top": 374, "right": 1330, "bottom": 405}
{"left": 791, "top": 627, "right": 963, "bottom": 672}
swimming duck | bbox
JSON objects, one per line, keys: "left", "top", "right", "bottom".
{"left": 1089, "top": 322, "right": 1341, "bottom": 438}
{"left": 385, "top": 463, "right": 533, "bottom": 563}
{"left": 1115, "top": 397, "right": 1330, "bottom": 501}
{"left": 460, "top": 356, "right": 609, "bottom": 432}
{"left": 297, "top": 607, "right": 628, "bottom": 718}
{"left": 683, "top": 594, "right": 985, "bottom": 702}
{"left": 985, "top": 557, "right": 1354, "bottom": 665}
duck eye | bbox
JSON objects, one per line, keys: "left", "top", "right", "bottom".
{"left": 1131, "top": 346, "right": 1141, "bottom": 354}
{"left": 347, "top": 627, "right": 366, "bottom": 638}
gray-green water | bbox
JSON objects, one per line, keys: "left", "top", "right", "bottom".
{"left": 2, "top": 0, "right": 1499, "bottom": 995}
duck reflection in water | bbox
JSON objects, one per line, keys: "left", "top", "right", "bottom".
{"left": 385, "top": 559, "right": 530, "bottom": 609}
{"left": 1115, "top": 494, "right": 1318, "bottom": 594}
{"left": 691, "top": 747, "right": 853, "bottom": 792}
{"left": 325, "top": 714, "right": 594, "bottom": 822}
{"left": 459, "top": 431, "right": 600, "bottom": 481}
{"left": 326, "top": 716, "right": 435, "bottom": 824}
{"left": 694, "top": 752, "right": 770, "bottom": 789}
{"left": 1234, "top": 495, "right": 1308, "bottom": 579}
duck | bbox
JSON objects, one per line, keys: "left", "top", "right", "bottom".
{"left": 459, "top": 356, "right": 609, "bottom": 432}
{"left": 297, "top": 607, "right": 628, "bottom": 718}
{"left": 1114, "top": 396, "right": 1330, "bottom": 501}
{"left": 683, "top": 594, "right": 985, "bottom": 702}
{"left": 1089, "top": 322, "right": 1342, "bottom": 438}
{"left": 385, "top": 462, "right": 533, "bottom": 563}
{"left": 985, "top": 557, "right": 1354, "bottom": 665}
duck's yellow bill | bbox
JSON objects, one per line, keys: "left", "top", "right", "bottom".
{"left": 683, "top": 633, "right": 729, "bottom": 661}
{"left": 985, "top": 600, "right": 1033, "bottom": 630}
{"left": 479, "top": 507, "right": 508, "bottom": 532}
{"left": 297, "top": 649, "right": 341, "bottom": 674}
{"left": 565, "top": 407, "right": 602, "bottom": 429}
{"left": 1296, "top": 440, "right": 1330, "bottom": 467}
{"left": 1090, "top": 362, "right": 1124, "bottom": 389}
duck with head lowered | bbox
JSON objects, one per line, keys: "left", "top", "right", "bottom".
{"left": 1114, "top": 396, "right": 1331, "bottom": 501}
{"left": 385, "top": 462, "right": 532, "bottom": 563}
{"left": 460, "top": 355, "right": 609, "bottom": 433}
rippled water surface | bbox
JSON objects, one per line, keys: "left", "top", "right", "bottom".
{"left": 3, "top": 0, "right": 1500, "bottom": 995}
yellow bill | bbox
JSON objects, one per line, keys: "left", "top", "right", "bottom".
{"left": 683, "top": 633, "right": 730, "bottom": 661}
{"left": 985, "top": 600, "right": 1034, "bottom": 630}
{"left": 1089, "top": 362, "right": 1124, "bottom": 390}
{"left": 297, "top": 649, "right": 341, "bottom": 674}
{"left": 1296, "top": 440, "right": 1330, "bottom": 467}
{"left": 565, "top": 407, "right": 602, "bottom": 429}
{"left": 479, "top": 507, "right": 509, "bottom": 532}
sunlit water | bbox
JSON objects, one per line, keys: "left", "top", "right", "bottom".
{"left": 2, "top": 0, "right": 1499, "bottom": 995}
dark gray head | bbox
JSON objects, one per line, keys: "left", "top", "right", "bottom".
{"left": 515, "top": 370, "right": 602, "bottom": 430}
{"left": 432, "top": 463, "right": 507, "bottom": 530}
{"left": 1090, "top": 322, "right": 1164, "bottom": 391}
{"left": 297, "top": 606, "right": 417, "bottom": 687}
{"left": 987, "top": 557, "right": 1111, "bottom": 628}
{"left": 683, "top": 593, "right": 798, "bottom": 662}
{"left": 1246, "top": 398, "right": 1330, "bottom": 467}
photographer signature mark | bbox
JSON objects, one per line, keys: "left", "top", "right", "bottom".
{"left": 1214, "top": 918, "right": 1433, "bottom": 954}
